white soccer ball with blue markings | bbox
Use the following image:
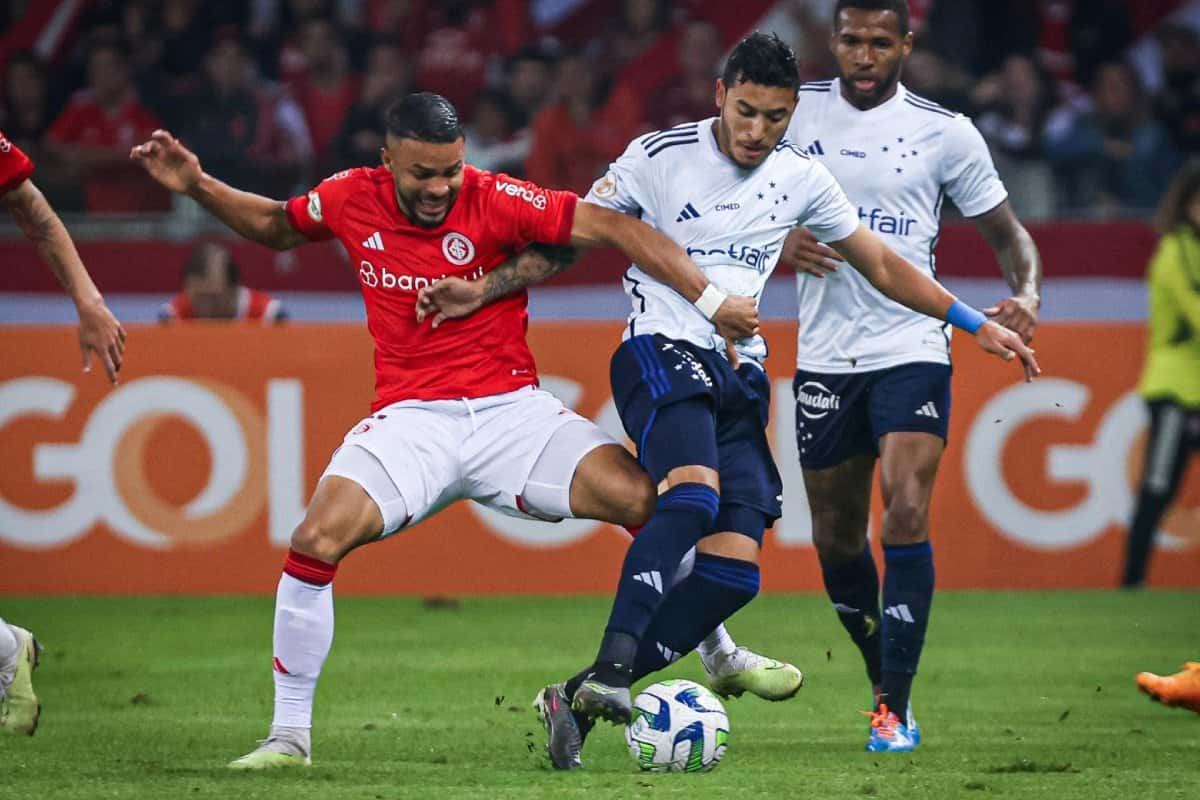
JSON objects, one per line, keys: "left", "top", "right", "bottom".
{"left": 624, "top": 679, "right": 729, "bottom": 772}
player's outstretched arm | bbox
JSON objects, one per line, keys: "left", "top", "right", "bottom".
{"left": 832, "top": 223, "right": 1040, "bottom": 381}
{"left": 130, "top": 130, "right": 306, "bottom": 251}
{"left": 3, "top": 178, "right": 125, "bottom": 383}
{"left": 971, "top": 200, "right": 1042, "bottom": 343}
{"left": 415, "top": 244, "right": 578, "bottom": 327}
{"left": 569, "top": 200, "right": 760, "bottom": 340}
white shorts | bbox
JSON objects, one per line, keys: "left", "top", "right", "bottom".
{"left": 320, "top": 386, "right": 616, "bottom": 536}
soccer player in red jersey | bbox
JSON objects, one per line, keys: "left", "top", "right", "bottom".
{"left": 131, "top": 92, "right": 759, "bottom": 770}
{"left": 0, "top": 129, "right": 125, "bottom": 737}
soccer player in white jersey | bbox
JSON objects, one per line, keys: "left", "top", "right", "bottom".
{"left": 418, "top": 32, "right": 1037, "bottom": 769}
{"left": 782, "top": 0, "right": 1043, "bottom": 752}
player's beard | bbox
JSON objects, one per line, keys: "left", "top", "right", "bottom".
{"left": 397, "top": 186, "right": 457, "bottom": 228}
{"left": 842, "top": 62, "right": 901, "bottom": 109}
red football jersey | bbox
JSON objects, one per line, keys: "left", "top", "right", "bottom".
{"left": 0, "top": 130, "right": 34, "bottom": 196}
{"left": 285, "top": 164, "right": 578, "bottom": 408}
{"left": 160, "top": 287, "right": 285, "bottom": 323}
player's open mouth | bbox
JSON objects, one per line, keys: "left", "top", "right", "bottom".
{"left": 417, "top": 199, "right": 448, "bottom": 216}
{"left": 852, "top": 78, "right": 878, "bottom": 92}
{"left": 740, "top": 144, "right": 766, "bottom": 159}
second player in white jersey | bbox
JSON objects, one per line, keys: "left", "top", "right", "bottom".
{"left": 786, "top": 79, "right": 1009, "bottom": 371}
{"left": 586, "top": 120, "right": 859, "bottom": 365}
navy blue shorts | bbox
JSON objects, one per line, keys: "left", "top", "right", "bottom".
{"left": 793, "top": 362, "right": 951, "bottom": 470}
{"left": 611, "top": 334, "right": 783, "bottom": 527}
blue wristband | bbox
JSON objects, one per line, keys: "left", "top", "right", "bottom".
{"left": 945, "top": 300, "right": 987, "bottom": 334}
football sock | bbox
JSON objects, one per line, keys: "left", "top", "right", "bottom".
{"left": 594, "top": 483, "right": 719, "bottom": 684}
{"left": 1123, "top": 487, "right": 1171, "bottom": 587}
{"left": 820, "top": 543, "right": 883, "bottom": 686}
{"left": 0, "top": 619, "right": 17, "bottom": 696}
{"left": 880, "top": 542, "right": 934, "bottom": 716}
{"left": 632, "top": 554, "right": 759, "bottom": 681}
{"left": 697, "top": 623, "right": 737, "bottom": 665}
{"left": 271, "top": 550, "right": 337, "bottom": 730}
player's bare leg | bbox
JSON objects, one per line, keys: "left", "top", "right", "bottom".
{"left": 565, "top": 443, "right": 656, "bottom": 528}
{"left": 229, "top": 476, "right": 385, "bottom": 770}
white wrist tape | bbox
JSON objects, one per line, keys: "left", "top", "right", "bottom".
{"left": 694, "top": 283, "right": 727, "bottom": 320}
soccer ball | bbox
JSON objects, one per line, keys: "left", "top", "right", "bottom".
{"left": 624, "top": 679, "right": 729, "bottom": 772}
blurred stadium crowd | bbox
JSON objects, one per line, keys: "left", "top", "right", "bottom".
{"left": 1, "top": 0, "right": 1198, "bottom": 221}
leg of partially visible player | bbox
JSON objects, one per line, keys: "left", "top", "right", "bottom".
{"left": 872, "top": 430, "right": 944, "bottom": 750}
{"left": 0, "top": 615, "right": 41, "bottom": 736}
{"left": 228, "top": 470, "right": 390, "bottom": 770}
{"left": 1123, "top": 401, "right": 1194, "bottom": 587}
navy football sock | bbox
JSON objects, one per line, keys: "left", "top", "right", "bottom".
{"left": 820, "top": 543, "right": 883, "bottom": 687}
{"left": 631, "top": 553, "right": 760, "bottom": 681}
{"left": 595, "top": 483, "right": 720, "bottom": 682}
{"left": 880, "top": 542, "right": 934, "bottom": 716}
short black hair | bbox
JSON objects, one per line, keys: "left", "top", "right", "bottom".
{"left": 721, "top": 32, "right": 799, "bottom": 91}
{"left": 834, "top": 0, "right": 910, "bottom": 36}
{"left": 184, "top": 242, "right": 239, "bottom": 286}
{"left": 384, "top": 93, "right": 464, "bottom": 143}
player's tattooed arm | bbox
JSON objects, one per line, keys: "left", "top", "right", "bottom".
{"left": 971, "top": 200, "right": 1042, "bottom": 343}
{"left": 416, "top": 244, "right": 578, "bottom": 327}
{"left": 4, "top": 178, "right": 125, "bottom": 383}
{"left": 481, "top": 244, "right": 579, "bottom": 303}
{"left": 131, "top": 130, "right": 307, "bottom": 251}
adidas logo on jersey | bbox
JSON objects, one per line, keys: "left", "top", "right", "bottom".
{"left": 632, "top": 570, "right": 663, "bottom": 593}
{"left": 915, "top": 402, "right": 939, "bottom": 419}
{"left": 884, "top": 604, "right": 915, "bottom": 623}
{"left": 806, "top": 139, "right": 825, "bottom": 156}
{"left": 675, "top": 202, "right": 701, "bottom": 222}
{"left": 362, "top": 231, "right": 385, "bottom": 251}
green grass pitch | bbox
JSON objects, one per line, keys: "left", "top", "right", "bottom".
{"left": 2, "top": 592, "right": 1197, "bottom": 799}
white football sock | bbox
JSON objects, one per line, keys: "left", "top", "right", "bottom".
{"left": 271, "top": 573, "right": 335, "bottom": 730}
{"left": 0, "top": 618, "right": 18, "bottom": 696}
{"left": 698, "top": 624, "right": 737, "bottom": 667}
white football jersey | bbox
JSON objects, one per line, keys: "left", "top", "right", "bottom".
{"left": 786, "top": 80, "right": 1008, "bottom": 371}
{"left": 585, "top": 117, "right": 860, "bottom": 364}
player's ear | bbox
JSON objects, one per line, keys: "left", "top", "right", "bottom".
{"left": 715, "top": 78, "right": 726, "bottom": 111}
{"left": 380, "top": 145, "right": 393, "bottom": 173}
{"left": 901, "top": 31, "right": 914, "bottom": 59}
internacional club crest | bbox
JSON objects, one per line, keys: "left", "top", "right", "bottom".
{"left": 442, "top": 232, "right": 476, "bottom": 266}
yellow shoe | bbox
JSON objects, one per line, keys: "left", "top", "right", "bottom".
{"left": 0, "top": 625, "right": 42, "bottom": 736}
{"left": 705, "top": 647, "right": 804, "bottom": 701}
{"left": 227, "top": 736, "right": 312, "bottom": 770}
{"left": 1136, "top": 662, "right": 1200, "bottom": 714}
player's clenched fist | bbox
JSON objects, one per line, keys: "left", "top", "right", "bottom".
{"left": 975, "top": 320, "right": 1040, "bottom": 382}
{"left": 711, "top": 294, "right": 760, "bottom": 341}
{"left": 130, "top": 130, "right": 202, "bottom": 194}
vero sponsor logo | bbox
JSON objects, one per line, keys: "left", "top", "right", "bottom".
{"left": 495, "top": 180, "right": 547, "bottom": 210}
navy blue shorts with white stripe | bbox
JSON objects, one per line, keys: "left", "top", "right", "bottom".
{"left": 793, "top": 362, "right": 951, "bottom": 470}
{"left": 611, "top": 334, "right": 783, "bottom": 525}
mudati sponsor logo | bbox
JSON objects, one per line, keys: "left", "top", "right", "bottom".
{"left": 686, "top": 243, "right": 775, "bottom": 271}
{"left": 858, "top": 206, "right": 916, "bottom": 236}
{"left": 495, "top": 180, "right": 547, "bottom": 210}
{"left": 358, "top": 259, "right": 484, "bottom": 292}
{"left": 797, "top": 381, "right": 841, "bottom": 419}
